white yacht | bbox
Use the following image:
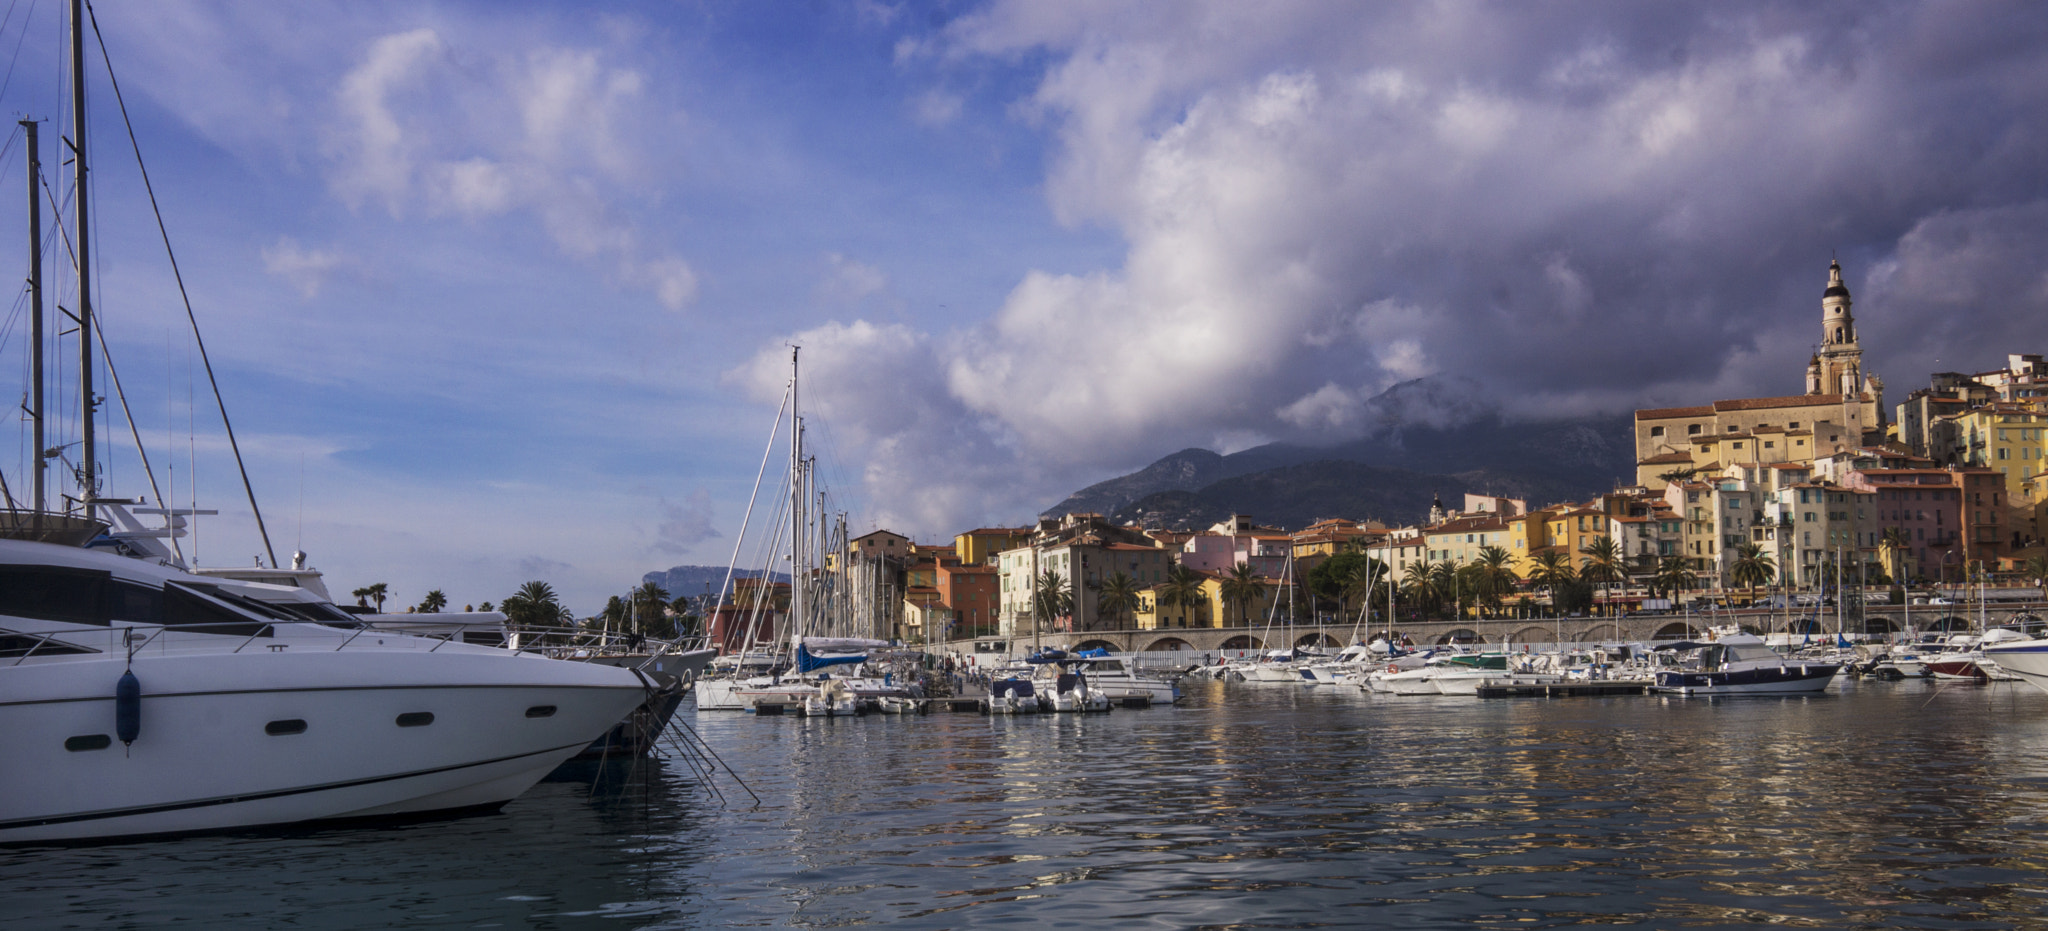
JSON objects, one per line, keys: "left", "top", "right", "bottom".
{"left": 0, "top": 537, "right": 650, "bottom": 844}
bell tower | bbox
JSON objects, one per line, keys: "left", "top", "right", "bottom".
{"left": 1811, "top": 259, "right": 1863, "bottom": 397}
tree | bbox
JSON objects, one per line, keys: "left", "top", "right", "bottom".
{"left": 1470, "top": 545, "right": 1520, "bottom": 616}
{"left": 416, "top": 589, "right": 448, "bottom": 614}
{"left": 1402, "top": 561, "right": 1442, "bottom": 617}
{"left": 1159, "top": 564, "right": 1207, "bottom": 629}
{"left": 1033, "top": 568, "right": 1073, "bottom": 632}
{"left": 1528, "top": 550, "right": 1577, "bottom": 612}
{"left": 1729, "top": 542, "right": 1777, "bottom": 603}
{"left": 478, "top": 600, "right": 495, "bottom": 612}
{"left": 1305, "top": 550, "right": 1378, "bottom": 622}
{"left": 1220, "top": 562, "right": 1265, "bottom": 626}
{"left": 1652, "top": 555, "right": 1698, "bottom": 599}
{"left": 501, "top": 580, "right": 567, "bottom": 631}
{"left": 1090, "top": 571, "right": 1142, "bottom": 629}
{"left": 364, "top": 582, "right": 389, "bottom": 613}
{"left": 631, "top": 581, "right": 671, "bottom": 634}
{"left": 350, "top": 586, "right": 372, "bottom": 608}
{"left": 1342, "top": 558, "right": 1390, "bottom": 623}
{"left": 1429, "top": 560, "right": 1462, "bottom": 619}
{"left": 2029, "top": 554, "right": 2048, "bottom": 587}
{"left": 1579, "top": 536, "right": 1624, "bottom": 616}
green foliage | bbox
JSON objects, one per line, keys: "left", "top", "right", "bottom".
{"left": 501, "top": 580, "right": 568, "bottom": 630}
{"left": 1089, "top": 571, "right": 1143, "bottom": 630}
{"left": 416, "top": 589, "right": 448, "bottom": 614}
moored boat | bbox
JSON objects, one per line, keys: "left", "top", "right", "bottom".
{"left": 1649, "top": 635, "right": 1840, "bottom": 696}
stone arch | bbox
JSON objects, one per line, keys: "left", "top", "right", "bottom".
{"left": 1860, "top": 616, "right": 1899, "bottom": 635}
{"left": 1220, "top": 635, "right": 1263, "bottom": 650}
{"left": 1073, "top": 638, "right": 1121, "bottom": 653}
{"left": 1295, "top": 632, "right": 1341, "bottom": 649}
{"left": 1781, "top": 616, "right": 1824, "bottom": 635}
{"left": 1437, "top": 628, "right": 1484, "bottom": 645}
{"left": 1928, "top": 615, "right": 1971, "bottom": 632}
{"left": 2003, "top": 613, "right": 2045, "bottom": 634}
{"left": 1652, "top": 622, "right": 1695, "bottom": 641}
{"left": 1509, "top": 625, "right": 1556, "bottom": 644}
{"left": 1140, "top": 636, "right": 1195, "bottom": 652}
{"left": 1573, "top": 626, "right": 1611, "bottom": 643}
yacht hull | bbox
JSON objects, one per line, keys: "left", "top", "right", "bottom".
{"left": 1, "top": 650, "right": 646, "bottom": 844}
{"left": 1650, "top": 664, "right": 1840, "bottom": 695}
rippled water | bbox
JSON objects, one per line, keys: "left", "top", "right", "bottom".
{"left": 14, "top": 678, "right": 2048, "bottom": 929}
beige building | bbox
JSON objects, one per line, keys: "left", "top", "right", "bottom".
{"left": 1634, "top": 260, "right": 1886, "bottom": 490}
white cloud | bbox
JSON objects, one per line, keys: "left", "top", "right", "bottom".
{"left": 913, "top": 88, "right": 964, "bottom": 127}
{"left": 817, "top": 253, "right": 890, "bottom": 305}
{"left": 323, "top": 27, "right": 695, "bottom": 310}
{"left": 261, "top": 236, "right": 350, "bottom": 299}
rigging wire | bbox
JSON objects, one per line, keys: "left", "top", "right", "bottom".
{"left": 85, "top": 0, "right": 275, "bottom": 566}
{"left": 0, "top": 0, "right": 38, "bottom": 106}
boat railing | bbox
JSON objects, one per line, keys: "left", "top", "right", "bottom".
{"left": 5, "top": 618, "right": 702, "bottom": 662}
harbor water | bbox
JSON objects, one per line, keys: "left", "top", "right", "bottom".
{"left": 13, "top": 677, "right": 2048, "bottom": 928}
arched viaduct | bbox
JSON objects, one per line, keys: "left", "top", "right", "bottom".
{"left": 933, "top": 604, "right": 2047, "bottom": 656}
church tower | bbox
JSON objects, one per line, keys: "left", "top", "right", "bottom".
{"left": 1809, "top": 259, "right": 1863, "bottom": 397}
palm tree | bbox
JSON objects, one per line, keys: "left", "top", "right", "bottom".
{"left": 1652, "top": 555, "right": 1698, "bottom": 599}
{"left": 1528, "top": 550, "right": 1577, "bottom": 612}
{"left": 1220, "top": 563, "right": 1265, "bottom": 626}
{"left": 1471, "top": 545, "right": 1520, "bottom": 617}
{"left": 632, "top": 581, "right": 671, "bottom": 632}
{"left": 2028, "top": 554, "right": 2048, "bottom": 588}
{"left": 1429, "top": 559, "right": 1463, "bottom": 619}
{"left": 1402, "top": 561, "right": 1441, "bottom": 617}
{"left": 364, "top": 582, "right": 389, "bottom": 613}
{"left": 416, "top": 589, "right": 448, "bottom": 614}
{"left": 1729, "top": 542, "right": 1777, "bottom": 604}
{"left": 1033, "top": 568, "right": 1073, "bottom": 632}
{"left": 1579, "top": 536, "right": 1624, "bottom": 616}
{"left": 1342, "top": 559, "right": 1389, "bottom": 622}
{"left": 350, "top": 586, "right": 372, "bottom": 608}
{"left": 501, "top": 580, "right": 567, "bottom": 632}
{"left": 1159, "top": 564, "right": 1206, "bottom": 629}
{"left": 1089, "top": 571, "right": 1142, "bottom": 629}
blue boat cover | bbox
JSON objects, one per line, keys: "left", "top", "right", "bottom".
{"left": 796, "top": 642, "right": 867, "bottom": 673}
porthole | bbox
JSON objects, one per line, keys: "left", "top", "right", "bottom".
{"left": 65, "top": 734, "right": 112, "bottom": 752}
{"left": 525, "top": 705, "right": 557, "bottom": 718}
{"left": 396, "top": 712, "right": 435, "bottom": 728}
{"left": 265, "top": 719, "right": 308, "bottom": 736}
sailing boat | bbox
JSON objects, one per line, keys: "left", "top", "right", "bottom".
{"left": 0, "top": 3, "right": 649, "bottom": 843}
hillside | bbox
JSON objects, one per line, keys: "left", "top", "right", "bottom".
{"left": 1046, "top": 384, "right": 1635, "bottom": 531}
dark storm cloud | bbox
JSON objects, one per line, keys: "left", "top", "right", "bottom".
{"left": 751, "top": 1, "right": 2048, "bottom": 535}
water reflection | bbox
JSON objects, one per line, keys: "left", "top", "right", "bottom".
{"left": 13, "top": 679, "right": 2048, "bottom": 927}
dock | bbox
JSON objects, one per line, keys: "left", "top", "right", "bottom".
{"left": 1476, "top": 678, "right": 1651, "bottom": 698}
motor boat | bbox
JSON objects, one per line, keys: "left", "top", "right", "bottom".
{"left": 1980, "top": 634, "right": 2048, "bottom": 694}
{"left": 0, "top": 537, "right": 651, "bottom": 844}
{"left": 985, "top": 677, "right": 1044, "bottom": 714}
{"left": 1649, "top": 634, "right": 1841, "bottom": 695}
{"left": 1026, "top": 651, "right": 1180, "bottom": 706}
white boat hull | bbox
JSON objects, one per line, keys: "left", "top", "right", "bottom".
{"left": 1, "top": 650, "right": 645, "bottom": 844}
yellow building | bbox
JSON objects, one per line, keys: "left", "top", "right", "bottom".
{"left": 1941, "top": 404, "right": 2048, "bottom": 499}
{"left": 955, "top": 527, "right": 1031, "bottom": 567}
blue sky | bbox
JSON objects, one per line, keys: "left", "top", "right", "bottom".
{"left": 2, "top": 1, "right": 2045, "bottom": 614}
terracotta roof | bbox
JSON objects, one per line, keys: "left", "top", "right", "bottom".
{"left": 1639, "top": 452, "right": 1696, "bottom": 465}
{"left": 1714, "top": 394, "right": 1854, "bottom": 411}
{"left": 1637, "top": 405, "right": 1715, "bottom": 419}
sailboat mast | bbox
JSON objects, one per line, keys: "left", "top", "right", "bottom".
{"left": 788, "top": 347, "right": 802, "bottom": 653}
{"left": 22, "top": 119, "right": 44, "bottom": 515}
{"left": 69, "top": 0, "right": 94, "bottom": 518}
